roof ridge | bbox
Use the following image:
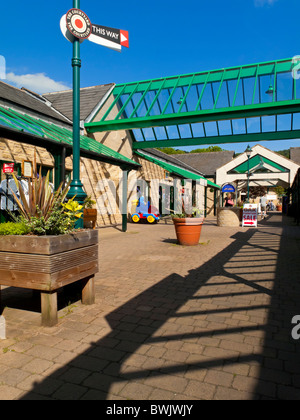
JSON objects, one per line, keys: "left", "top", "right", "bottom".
{"left": 43, "top": 83, "right": 115, "bottom": 97}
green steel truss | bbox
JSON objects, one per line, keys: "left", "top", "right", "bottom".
{"left": 85, "top": 58, "right": 300, "bottom": 149}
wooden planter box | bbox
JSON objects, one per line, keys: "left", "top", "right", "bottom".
{"left": 0, "top": 230, "right": 98, "bottom": 326}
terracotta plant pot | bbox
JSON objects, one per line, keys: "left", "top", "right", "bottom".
{"left": 173, "top": 217, "right": 204, "bottom": 246}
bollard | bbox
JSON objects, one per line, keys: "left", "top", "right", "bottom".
{"left": 0, "top": 316, "right": 6, "bottom": 339}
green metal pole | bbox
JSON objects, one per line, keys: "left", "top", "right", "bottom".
{"left": 121, "top": 168, "right": 129, "bottom": 232}
{"left": 247, "top": 156, "right": 250, "bottom": 203}
{"left": 67, "top": 0, "right": 87, "bottom": 227}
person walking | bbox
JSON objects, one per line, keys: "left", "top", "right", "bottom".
{"left": 260, "top": 196, "right": 267, "bottom": 219}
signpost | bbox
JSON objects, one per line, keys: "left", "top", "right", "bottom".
{"left": 242, "top": 204, "right": 258, "bottom": 228}
{"left": 61, "top": 1, "right": 129, "bottom": 227}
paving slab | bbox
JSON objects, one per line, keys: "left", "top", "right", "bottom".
{"left": 1, "top": 213, "right": 300, "bottom": 400}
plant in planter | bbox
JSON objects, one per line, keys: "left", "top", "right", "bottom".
{"left": 171, "top": 204, "right": 204, "bottom": 246}
{"left": 83, "top": 195, "right": 97, "bottom": 229}
{"left": 0, "top": 173, "right": 98, "bottom": 327}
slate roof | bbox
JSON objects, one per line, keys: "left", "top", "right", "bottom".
{"left": 0, "top": 81, "right": 71, "bottom": 125}
{"left": 174, "top": 151, "right": 235, "bottom": 177}
{"left": 290, "top": 148, "right": 300, "bottom": 165}
{"left": 43, "top": 84, "right": 114, "bottom": 122}
{"left": 144, "top": 148, "right": 205, "bottom": 176}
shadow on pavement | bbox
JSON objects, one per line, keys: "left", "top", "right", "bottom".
{"left": 15, "top": 215, "right": 300, "bottom": 400}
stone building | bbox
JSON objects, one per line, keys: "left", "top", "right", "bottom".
{"left": 169, "top": 151, "right": 235, "bottom": 215}
{"left": 0, "top": 81, "right": 214, "bottom": 226}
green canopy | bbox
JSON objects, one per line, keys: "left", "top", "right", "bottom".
{"left": 0, "top": 105, "right": 139, "bottom": 169}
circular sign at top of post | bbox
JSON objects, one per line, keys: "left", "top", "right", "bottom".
{"left": 66, "top": 9, "right": 92, "bottom": 40}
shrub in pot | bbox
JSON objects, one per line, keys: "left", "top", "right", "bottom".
{"left": 0, "top": 173, "right": 98, "bottom": 327}
{"left": 171, "top": 205, "right": 204, "bottom": 246}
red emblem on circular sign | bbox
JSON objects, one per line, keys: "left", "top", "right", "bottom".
{"left": 66, "top": 9, "right": 91, "bottom": 40}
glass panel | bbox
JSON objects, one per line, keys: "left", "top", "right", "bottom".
{"left": 218, "top": 120, "right": 233, "bottom": 136}
{"left": 185, "top": 84, "right": 203, "bottom": 112}
{"left": 277, "top": 114, "right": 292, "bottom": 131}
{"left": 243, "top": 77, "right": 256, "bottom": 105}
{"left": 276, "top": 72, "right": 293, "bottom": 102}
{"left": 191, "top": 122, "right": 205, "bottom": 138}
{"left": 167, "top": 86, "right": 189, "bottom": 114}
{"left": 142, "top": 127, "right": 156, "bottom": 141}
{"left": 232, "top": 119, "right": 246, "bottom": 135}
{"left": 292, "top": 113, "right": 300, "bottom": 130}
{"left": 132, "top": 129, "right": 144, "bottom": 142}
{"left": 226, "top": 79, "right": 239, "bottom": 106}
{"left": 117, "top": 94, "right": 134, "bottom": 119}
{"left": 262, "top": 116, "right": 276, "bottom": 132}
{"left": 259, "top": 75, "right": 275, "bottom": 103}
{"left": 166, "top": 125, "right": 180, "bottom": 139}
{"left": 160, "top": 87, "right": 186, "bottom": 115}
{"left": 156, "top": 88, "right": 173, "bottom": 114}
{"left": 153, "top": 126, "right": 168, "bottom": 140}
{"left": 200, "top": 83, "right": 215, "bottom": 110}
{"left": 204, "top": 121, "right": 218, "bottom": 137}
{"left": 178, "top": 124, "right": 192, "bottom": 138}
{"left": 127, "top": 92, "right": 143, "bottom": 118}
{"left": 214, "top": 81, "right": 230, "bottom": 109}
{"left": 246, "top": 117, "right": 261, "bottom": 134}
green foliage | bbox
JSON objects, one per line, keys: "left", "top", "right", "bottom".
{"left": 83, "top": 196, "right": 96, "bottom": 209}
{"left": 156, "top": 146, "right": 224, "bottom": 155}
{"left": 171, "top": 203, "right": 204, "bottom": 219}
{"left": 8, "top": 172, "right": 83, "bottom": 236}
{"left": 190, "top": 146, "right": 224, "bottom": 153}
{"left": 156, "top": 147, "right": 186, "bottom": 155}
{"left": 274, "top": 186, "right": 286, "bottom": 197}
{"left": 62, "top": 198, "right": 83, "bottom": 222}
{"left": 276, "top": 149, "right": 290, "bottom": 159}
{"left": 10, "top": 172, "right": 70, "bottom": 222}
{"left": 0, "top": 222, "right": 30, "bottom": 236}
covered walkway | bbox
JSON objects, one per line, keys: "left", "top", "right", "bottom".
{"left": 1, "top": 213, "right": 300, "bottom": 400}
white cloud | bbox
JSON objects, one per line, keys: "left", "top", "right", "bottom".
{"left": 5, "top": 72, "right": 70, "bottom": 94}
{"left": 254, "top": 0, "right": 278, "bottom": 7}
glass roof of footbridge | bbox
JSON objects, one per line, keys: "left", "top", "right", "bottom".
{"left": 85, "top": 58, "right": 300, "bottom": 149}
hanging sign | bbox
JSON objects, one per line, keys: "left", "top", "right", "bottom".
{"left": 242, "top": 204, "right": 258, "bottom": 228}
{"left": 222, "top": 183, "right": 236, "bottom": 193}
{"left": 2, "top": 163, "right": 14, "bottom": 174}
{"left": 66, "top": 9, "right": 92, "bottom": 40}
{"left": 60, "top": 11, "right": 129, "bottom": 52}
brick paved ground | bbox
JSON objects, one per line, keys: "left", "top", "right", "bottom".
{"left": 0, "top": 213, "right": 300, "bottom": 400}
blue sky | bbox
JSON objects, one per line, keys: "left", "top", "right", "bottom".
{"left": 1, "top": 0, "right": 300, "bottom": 153}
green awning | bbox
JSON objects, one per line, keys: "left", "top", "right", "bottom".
{"left": 135, "top": 150, "right": 220, "bottom": 189}
{"left": 230, "top": 155, "right": 288, "bottom": 174}
{"left": 0, "top": 105, "right": 140, "bottom": 169}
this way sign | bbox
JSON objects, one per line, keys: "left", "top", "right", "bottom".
{"left": 60, "top": 9, "right": 129, "bottom": 52}
{"left": 89, "top": 24, "right": 129, "bottom": 52}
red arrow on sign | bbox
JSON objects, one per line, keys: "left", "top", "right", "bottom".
{"left": 120, "top": 30, "right": 129, "bottom": 48}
